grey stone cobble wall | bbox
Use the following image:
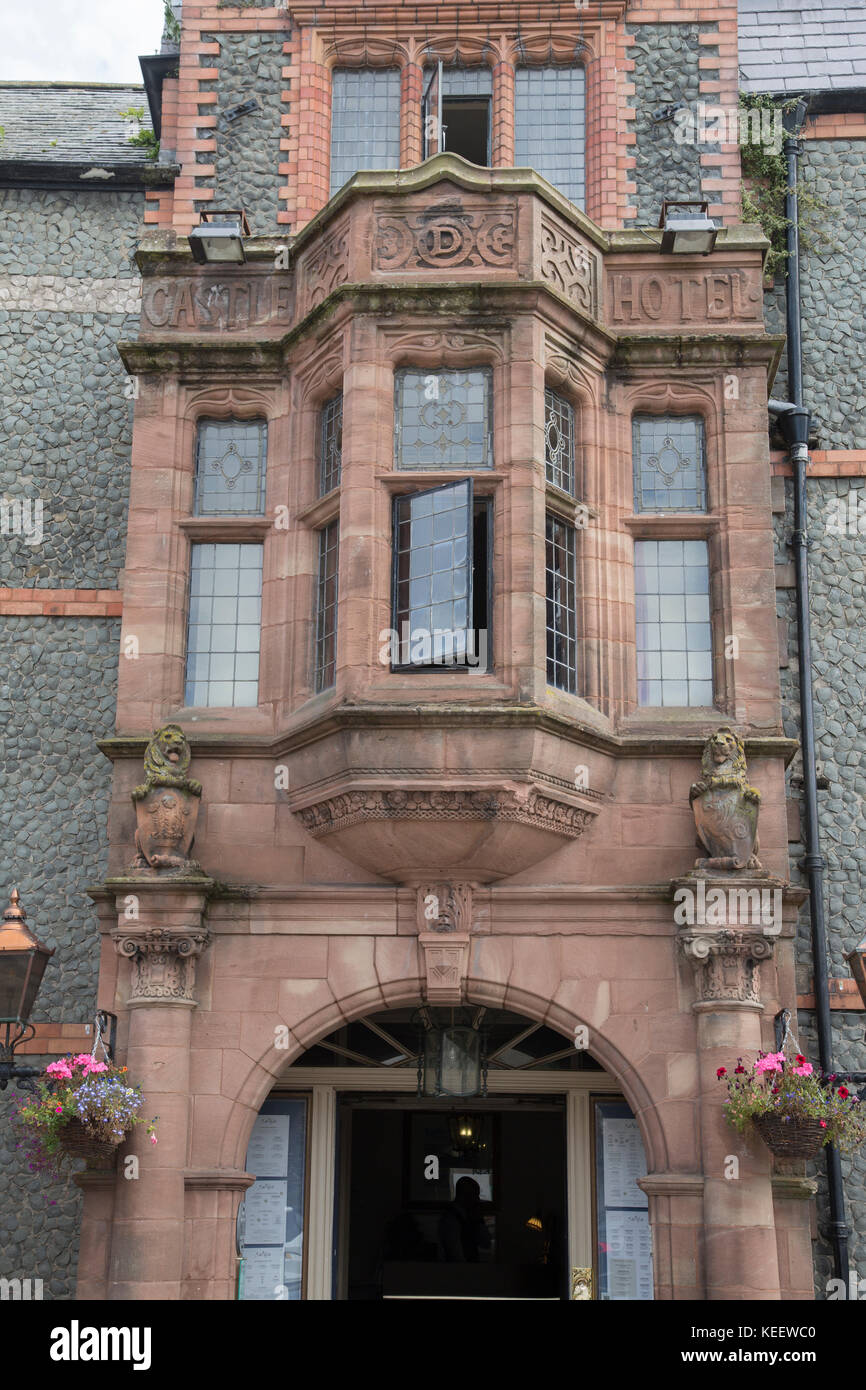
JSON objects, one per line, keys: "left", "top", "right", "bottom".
{"left": 625, "top": 23, "right": 718, "bottom": 227}
{"left": 776, "top": 477, "right": 866, "bottom": 1293}
{"left": 0, "top": 618, "right": 119, "bottom": 1019}
{"left": 0, "top": 617, "right": 120, "bottom": 1300}
{"left": 196, "top": 30, "right": 289, "bottom": 233}
{"left": 0, "top": 1054, "right": 83, "bottom": 1301}
{"left": 0, "top": 188, "right": 142, "bottom": 587}
{"left": 798, "top": 141, "right": 866, "bottom": 451}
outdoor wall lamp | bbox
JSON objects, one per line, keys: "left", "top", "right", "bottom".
{"left": 415, "top": 1013, "right": 488, "bottom": 1098}
{"left": 659, "top": 199, "right": 717, "bottom": 255}
{"left": 188, "top": 208, "right": 250, "bottom": 265}
{"left": 0, "top": 889, "right": 54, "bottom": 1093}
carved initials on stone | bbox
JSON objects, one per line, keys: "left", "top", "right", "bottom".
{"left": 539, "top": 218, "right": 598, "bottom": 317}
{"left": 376, "top": 208, "right": 516, "bottom": 271}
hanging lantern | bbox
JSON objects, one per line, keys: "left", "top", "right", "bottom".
{"left": 416, "top": 1016, "right": 486, "bottom": 1098}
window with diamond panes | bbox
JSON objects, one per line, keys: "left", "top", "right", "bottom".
{"left": 635, "top": 539, "right": 713, "bottom": 707}
{"left": 319, "top": 393, "right": 343, "bottom": 497}
{"left": 315, "top": 521, "right": 339, "bottom": 691}
{"left": 185, "top": 543, "right": 263, "bottom": 707}
{"left": 515, "top": 68, "right": 586, "bottom": 208}
{"left": 633, "top": 415, "right": 706, "bottom": 513}
{"left": 545, "top": 388, "right": 575, "bottom": 495}
{"left": 194, "top": 419, "right": 267, "bottom": 516}
{"left": 330, "top": 69, "right": 400, "bottom": 196}
{"left": 546, "top": 513, "right": 577, "bottom": 693}
{"left": 395, "top": 369, "right": 492, "bottom": 470}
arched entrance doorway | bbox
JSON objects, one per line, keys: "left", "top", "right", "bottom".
{"left": 236, "top": 1006, "right": 654, "bottom": 1302}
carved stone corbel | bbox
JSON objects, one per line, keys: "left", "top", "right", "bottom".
{"left": 679, "top": 929, "right": 775, "bottom": 1010}
{"left": 417, "top": 881, "right": 473, "bottom": 1004}
{"left": 113, "top": 926, "right": 210, "bottom": 1007}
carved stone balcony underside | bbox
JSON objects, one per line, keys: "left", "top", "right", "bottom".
{"left": 291, "top": 781, "right": 596, "bottom": 882}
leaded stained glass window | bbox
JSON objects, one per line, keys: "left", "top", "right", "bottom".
{"left": 315, "top": 521, "right": 339, "bottom": 691}
{"left": 185, "top": 543, "right": 263, "bottom": 707}
{"left": 319, "top": 393, "right": 343, "bottom": 496}
{"left": 194, "top": 419, "right": 267, "bottom": 516}
{"left": 633, "top": 415, "right": 707, "bottom": 513}
{"left": 395, "top": 369, "right": 492, "bottom": 470}
{"left": 515, "top": 67, "right": 586, "bottom": 208}
{"left": 546, "top": 513, "right": 577, "bottom": 693}
{"left": 635, "top": 539, "right": 713, "bottom": 707}
{"left": 330, "top": 69, "right": 400, "bottom": 196}
{"left": 545, "top": 388, "right": 575, "bottom": 495}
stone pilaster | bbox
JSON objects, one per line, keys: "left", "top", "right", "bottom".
{"left": 105, "top": 879, "right": 213, "bottom": 1301}
{"left": 674, "top": 876, "right": 783, "bottom": 1300}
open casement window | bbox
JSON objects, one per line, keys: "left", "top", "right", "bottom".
{"left": 391, "top": 479, "right": 490, "bottom": 670}
{"left": 422, "top": 61, "right": 443, "bottom": 158}
{"left": 423, "top": 64, "right": 492, "bottom": 166}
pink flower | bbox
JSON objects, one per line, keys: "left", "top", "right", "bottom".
{"left": 150, "top": 1134, "right": 158, "bottom": 1145}
{"left": 755, "top": 1055, "right": 783, "bottom": 1074}
{"left": 45, "top": 1061, "right": 73, "bottom": 1080}
{"left": 820, "top": 1120, "right": 827, "bottom": 1128}
{"left": 793, "top": 1063, "right": 813, "bottom": 1076}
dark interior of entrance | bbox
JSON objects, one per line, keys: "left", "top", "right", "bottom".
{"left": 441, "top": 98, "right": 490, "bottom": 165}
{"left": 343, "top": 1102, "right": 567, "bottom": 1300}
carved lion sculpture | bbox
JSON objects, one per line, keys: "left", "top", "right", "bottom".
{"left": 689, "top": 727, "right": 762, "bottom": 872}
{"left": 132, "top": 724, "right": 202, "bottom": 802}
{"left": 130, "top": 725, "right": 202, "bottom": 875}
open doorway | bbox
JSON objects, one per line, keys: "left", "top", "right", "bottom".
{"left": 341, "top": 1098, "right": 568, "bottom": 1300}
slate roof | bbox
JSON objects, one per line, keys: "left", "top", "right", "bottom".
{"left": 0, "top": 83, "right": 154, "bottom": 167}
{"left": 739, "top": 0, "right": 866, "bottom": 93}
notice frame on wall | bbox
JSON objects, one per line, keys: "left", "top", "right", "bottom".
{"left": 593, "top": 1099, "right": 653, "bottom": 1301}
{"left": 237, "top": 1096, "right": 310, "bottom": 1301}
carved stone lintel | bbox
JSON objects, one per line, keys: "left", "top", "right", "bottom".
{"left": 416, "top": 882, "right": 473, "bottom": 934}
{"left": 376, "top": 207, "right": 516, "bottom": 272}
{"left": 679, "top": 929, "right": 774, "bottom": 1009}
{"left": 113, "top": 927, "right": 210, "bottom": 1006}
{"left": 419, "top": 932, "right": 471, "bottom": 1006}
{"left": 296, "top": 786, "right": 593, "bottom": 839}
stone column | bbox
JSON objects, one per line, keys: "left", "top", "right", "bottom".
{"left": 679, "top": 918, "right": 782, "bottom": 1300}
{"left": 105, "top": 881, "right": 211, "bottom": 1301}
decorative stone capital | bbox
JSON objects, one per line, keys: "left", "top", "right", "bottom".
{"left": 418, "top": 933, "right": 471, "bottom": 1006}
{"left": 679, "top": 929, "right": 775, "bottom": 1010}
{"left": 112, "top": 926, "right": 210, "bottom": 1006}
{"left": 416, "top": 882, "right": 473, "bottom": 934}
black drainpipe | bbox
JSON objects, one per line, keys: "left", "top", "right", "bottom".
{"left": 776, "top": 98, "right": 850, "bottom": 1295}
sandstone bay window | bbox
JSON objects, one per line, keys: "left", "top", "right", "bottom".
{"left": 330, "top": 69, "right": 401, "bottom": 196}
{"left": 632, "top": 415, "right": 713, "bottom": 708}
{"left": 183, "top": 418, "right": 267, "bottom": 708}
{"left": 515, "top": 67, "right": 586, "bottom": 209}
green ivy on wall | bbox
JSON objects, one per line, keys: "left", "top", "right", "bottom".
{"left": 739, "top": 92, "right": 833, "bottom": 280}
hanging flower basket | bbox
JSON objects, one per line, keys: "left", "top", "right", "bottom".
{"left": 13, "top": 1053, "right": 158, "bottom": 1183}
{"left": 752, "top": 1114, "right": 828, "bottom": 1160}
{"left": 57, "top": 1118, "right": 126, "bottom": 1170}
{"left": 717, "top": 1051, "right": 866, "bottom": 1159}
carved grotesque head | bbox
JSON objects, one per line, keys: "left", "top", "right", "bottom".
{"left": 143, "top": 724, "right": 191, "bottom": 780}
{"left": 702, "top": 726, "right": 747, "bottom": 781}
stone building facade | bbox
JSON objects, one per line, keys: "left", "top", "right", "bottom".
{"left": 1, "top": 0, "right": 863, "bottom": 1303}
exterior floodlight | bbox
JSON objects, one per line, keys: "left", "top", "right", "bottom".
{"left": 188, "top": 209, "right": 250, "bottom": 265}
{"left": 659, "top": 199, "right": 717, "bottom": 255}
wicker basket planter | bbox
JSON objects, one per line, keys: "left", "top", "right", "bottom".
{"left": 57, "top": 1119, "right": 125, "bottom": 1170}
{"left": 753, "top": 1114, "right": 827, "bottom": 1160}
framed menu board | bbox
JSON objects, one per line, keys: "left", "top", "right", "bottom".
{"left": 237, "top": 1097, "right": 309, "bottom": 1300}
{"left": 593, "top": 1100, "right": 653, "bottom": 1301}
